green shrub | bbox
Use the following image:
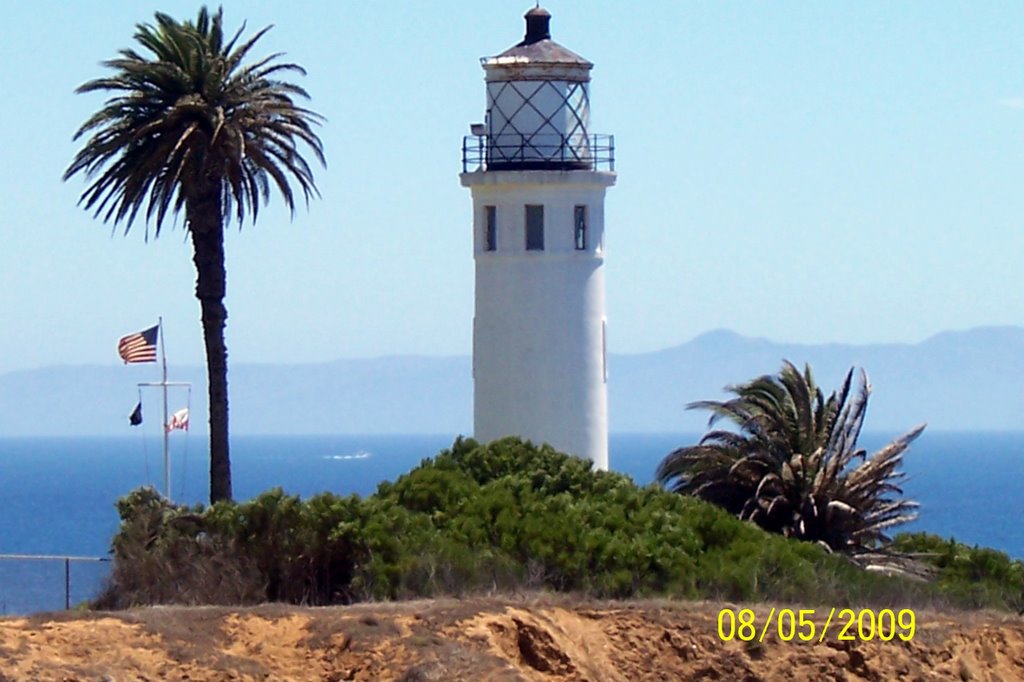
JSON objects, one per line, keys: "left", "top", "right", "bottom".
{"left": 892, "top": 532, "right": 1024, "bottom": 609}
{"left": 97, "top": 438, "right": 1024, "bottom": 612}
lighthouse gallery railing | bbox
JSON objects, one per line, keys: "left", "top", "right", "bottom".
{"left": 462, "top": 133, "right": 614, "bottom": 173}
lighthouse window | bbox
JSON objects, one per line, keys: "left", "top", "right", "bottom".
{"left": 484, "top": 205, "right": 496, "bottom": 251}
{"left": 525, "top": 205, "right": 544, "bottom": 251}
{"left": 574, "top": 205, "right": 587, "bottom": 250}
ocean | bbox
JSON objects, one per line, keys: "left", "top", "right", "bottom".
{"left": 0, "top": 431, "right": 1020, "bottom": 615}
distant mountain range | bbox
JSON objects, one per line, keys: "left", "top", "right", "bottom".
{"left": 2, "top": 326, "right": 1022, "bottom": 436}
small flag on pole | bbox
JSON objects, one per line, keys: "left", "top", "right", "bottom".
{"left": 117, "top": 325, "right": 159, "bottom": 364}
{"left": 166, "top": 408, "right": 189, "bottom": 433}
{"left": 129, "top": 402, "right": 143, "bottom": 426}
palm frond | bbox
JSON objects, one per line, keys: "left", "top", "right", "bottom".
{"left": 658, "top": 361, "right": 925, "bottom": 559}
{"left": 64, "top": 6, "right": 325, "bottom": 237}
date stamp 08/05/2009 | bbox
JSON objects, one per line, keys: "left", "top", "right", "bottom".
{"left": 717, "top": 608, "right": 916, "bottom": 644}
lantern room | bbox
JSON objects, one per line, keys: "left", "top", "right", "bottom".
{"left": 462, "top": 7, "right": 614, "bottom": 172}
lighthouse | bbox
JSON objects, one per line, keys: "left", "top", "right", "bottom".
{"left": 460, "top": 7, "right": 615, "bottom": 470}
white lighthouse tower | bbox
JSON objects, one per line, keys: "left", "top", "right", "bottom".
{"left": 461, "top": 7, "right": 615, "bottom": 470}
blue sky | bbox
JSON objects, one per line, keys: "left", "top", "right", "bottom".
{"left": 2, "top": 2, "right": 1023, "bottom": 374}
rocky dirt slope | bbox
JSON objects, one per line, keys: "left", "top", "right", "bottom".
{"left": 0, "top": 596, "right": 1021, "bottom": 681}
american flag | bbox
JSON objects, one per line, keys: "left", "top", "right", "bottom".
{"left": 117, "top": 325, "right": 159, "bottom": 364}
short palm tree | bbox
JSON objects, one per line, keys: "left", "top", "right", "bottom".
{"left": 657, "top": 361, "right": 925, "bottom": 559}
{"left": 65, "top": 7, "right": 325, "bottom": 503}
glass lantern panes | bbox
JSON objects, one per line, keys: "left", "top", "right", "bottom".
{"left": 486, "top": 80, "right": 591, "bottom": 169}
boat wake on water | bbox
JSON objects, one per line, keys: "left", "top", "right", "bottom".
{"left": 324, "top": 451, "right": 372, "bottom": 461}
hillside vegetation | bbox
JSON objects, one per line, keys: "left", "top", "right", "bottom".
{"left": 97, "top": 437, "right": 1024, "bottom": 612}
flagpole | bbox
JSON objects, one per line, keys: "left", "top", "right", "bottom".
{"left": 159, "top": 316, "right": 170, "bottom": 502}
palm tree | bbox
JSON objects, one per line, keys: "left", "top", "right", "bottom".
{"left": 657, "top": 361, "right": 925, "bottom": 559}
{"left": 65, "top": 7, "right": 325, "bottom": 503}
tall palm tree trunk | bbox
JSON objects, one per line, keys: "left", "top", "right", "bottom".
{"left": 189, "top": 188, "right": 233, "bottom": 503}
